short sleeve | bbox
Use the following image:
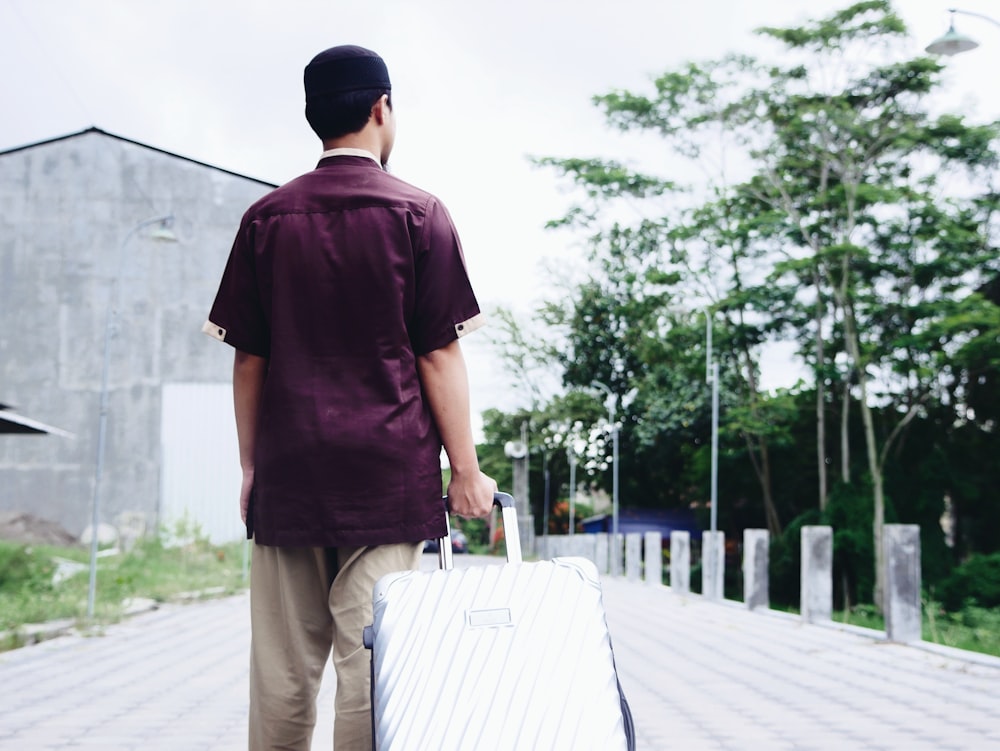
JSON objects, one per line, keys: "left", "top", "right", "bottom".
{"left": 202, "top": 215, "right": 270, "bottom": 357}
{"left": 410, "top": 198, "right": 484, "bottom": 355}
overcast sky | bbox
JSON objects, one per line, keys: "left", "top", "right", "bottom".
{"left": 2, "top": 0, "right": 998, "bottom": 418}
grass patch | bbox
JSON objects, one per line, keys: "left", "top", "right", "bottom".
{"left": 0, "top": 521, "right": 248, "bottom": 648}
{"left": 924, "top": 602, "right": 1000, "bottom": 658}
{"left": 834, "top": 603, "right": 885, "bottom": 631}
{"left": 828, "top": 601, "right": 1000, "bottom": 658}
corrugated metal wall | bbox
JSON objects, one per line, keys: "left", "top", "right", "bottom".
{"left": 160, "top": 383, "right": 243, "bottom": 543}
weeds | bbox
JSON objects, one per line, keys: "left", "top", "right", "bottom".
{"left": 0, "top": 519, "right": 248, "bottom": 647}
{"left": 922, "top": 601, "right": 1000, "bottom": 658}
{"left": 831, "top": 600, "right": 1000, "bottom": 658}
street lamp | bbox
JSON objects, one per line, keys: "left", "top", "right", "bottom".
{"left": 705, "top": 311, "right": 719, "bottom": 534}
{"left": 87, "top": 215, "right": 177, "bottom": 619}
{"left": 541, "top": 449, "right": 551, "bottom": 546}
{"left": 926, "top": 8, "right": 1000, "bottom": 56}
{"left": 591, "top": 380, "right": 619, "bottom": 573}
{"left": 567, "top": 442, "right": 579, "bottom": 536}
{"left": 503, "top": 421, "right": 530, "bottom": 555}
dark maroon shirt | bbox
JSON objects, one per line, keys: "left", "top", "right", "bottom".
{"left": 203, "top": 152, "right": 483, "bottom": 547}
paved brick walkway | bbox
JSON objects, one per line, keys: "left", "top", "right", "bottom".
{"left": 600, "top": 579, "right": 1000, "bottom": 750}
{"left": 0, "top": 554, "right": 997, "bottom": 750}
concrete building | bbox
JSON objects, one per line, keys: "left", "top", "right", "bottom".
{"left": 0, "top": 127, "right": 275, "bottom": 542}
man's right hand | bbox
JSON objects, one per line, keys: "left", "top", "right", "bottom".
{"left": 446, "top": 469, "right": 498, "bottom": 519}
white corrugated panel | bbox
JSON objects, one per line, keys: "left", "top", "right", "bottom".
{"left": 161, "top": 383, "right": 244, "bottom": 543}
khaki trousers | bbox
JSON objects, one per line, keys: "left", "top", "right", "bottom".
{"left": 248, "top": 541, "right": 423, "bottom": 751}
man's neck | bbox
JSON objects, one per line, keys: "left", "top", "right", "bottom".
{"left": 322, "top": 132, "right": 381, "bottom": 158}
{"left": 320, "top": 146, "right": 380, "bottom": 165}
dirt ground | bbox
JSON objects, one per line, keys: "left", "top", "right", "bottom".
{"left": 0, "top": 512, "right": 77, "bottom": 546}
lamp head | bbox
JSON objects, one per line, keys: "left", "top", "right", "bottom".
{"left": 504, "top": 440, "right": 528, "bottom": 459}
{"left": 926, "top": 22, "right": 979, "bottom": 56}
{"left": 149, "top": 217, "right": 178, "bottom": 242}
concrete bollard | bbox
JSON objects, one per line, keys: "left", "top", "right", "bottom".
{"left": 536, "top": 535, "right": 550, "bottom": 560}
{"left": 595, "top": 534, "right": 610, "bottom": 575}
{"left": 670, "top": 531, "right": 690, "bottom": 594}
{"left": 609, "top": 533, "right": 625, "bottom": 577}
{"left": 570, "top": 534, "right": 598, "bottom": 566}
{"left": 644, "top": 531, "right": 662, "bottom": 586}
{"left": 625, "top": 534, "right": 642, "bottom": 581}
{"left": 801, "top": 526, "right": 833, "bottom": 623}
{"left": 542, "top": 534, "right": 600, "bottom": 564}
{"left": 743, "top": 529, "right": 769, "bottom": 610}
{"left": 702, "top": 531, "right": 725, "bottom": 600}
{"left": 885, "top": 524, "right": 922, "bottom": 643}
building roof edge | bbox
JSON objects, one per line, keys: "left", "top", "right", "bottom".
{"left": 0, "top": 126, "right": 278, "bottom": 188}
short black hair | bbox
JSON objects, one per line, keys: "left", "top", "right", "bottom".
{"left": 305, "top": 88, "right": 391, "bottom": 141}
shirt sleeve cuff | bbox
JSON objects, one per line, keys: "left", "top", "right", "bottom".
{"left": 202, "top": 320, "right": 227, "bottom": 342}
{"left": 455, "top": 313, "right": 486, "bottom": 339}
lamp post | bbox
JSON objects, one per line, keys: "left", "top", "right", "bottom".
{"left": 567, "top": 443, "right": 577, "bottom": 536}
{"left": 702, "top": 310, "right": 725, "bottom": 600}
{"left": 87, "top": 215, "right": 177, "bottom": 619}
{"left": 591, "top": 380, "right": 619, "bottom": 573}
{"left": 541, "top": 449, "right": 551, "bottom": 548}
{"left": 926, "top": 8, "right": 1000, "bottom": 56}
{"left": 503, "top": 420, "right": 531, "bottom": 555}
{"left": 705, "top": 311, "right": 719, "bottom": 534}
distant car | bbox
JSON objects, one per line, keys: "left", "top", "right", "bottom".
{"left": 451, "top": 530, "right": 468, "bottom": 554}
{"left": 423, "top": 529, "right": 468, "bottom": 554}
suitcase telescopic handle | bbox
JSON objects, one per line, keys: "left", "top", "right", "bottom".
{"left": 439, "top": 492, "right": 522, "bottom": 570}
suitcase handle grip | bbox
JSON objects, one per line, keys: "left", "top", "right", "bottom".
{"left": 439, "top": 492, "right": 522, "bottom": 570}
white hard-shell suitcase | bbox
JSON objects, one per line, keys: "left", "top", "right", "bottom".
{"left": 363, "top": 493, "right": 635, "bottom": 750}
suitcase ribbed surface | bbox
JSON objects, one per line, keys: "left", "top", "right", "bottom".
{"left": 370, "top": 557, "right": 629, "bottom": 750}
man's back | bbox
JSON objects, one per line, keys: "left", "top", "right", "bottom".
{"left": 209, "top": 153, "right": 480, "bottom": 547}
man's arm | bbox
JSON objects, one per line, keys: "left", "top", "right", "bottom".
{"left": 417, "top": 339, "right": 496, "bottom": 518}
{"left": 233, "top": 349, "right": 268, "bottom": 523}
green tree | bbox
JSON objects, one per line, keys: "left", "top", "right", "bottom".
{"left": 743, "top": 6, "right": 998, "bottom": 606}
{"left": 533, "top": 0, "right": 998, "bottom": 607}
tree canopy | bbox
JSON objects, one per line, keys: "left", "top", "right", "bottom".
{"left": 483, "top": 1, "right": 999, "bottom": 609}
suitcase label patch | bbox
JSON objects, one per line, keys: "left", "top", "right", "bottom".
{"left": 466, "top": 608, "right": 513, "bottom": 628}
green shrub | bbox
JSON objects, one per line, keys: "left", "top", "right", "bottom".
{"left": 458, "top": 517, "right": 489, "bottom": 548}
{"left": 0, "top": 543, "right": 55, "bottom": 593}
{"left": 769, "top": 509, "right": 822, "bottom": 608}
{"left": 0, "top": 530, "right": 248, "bottom": 639}
{"left": 939, "top": 553, "right": 1000, "bottom": 611}
{"left": 826, "top": 481, "right": 876, "bottom": 607}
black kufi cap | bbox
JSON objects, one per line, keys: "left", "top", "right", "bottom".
{"left": 304, "top": 45, "right": 391, "bottom": 102}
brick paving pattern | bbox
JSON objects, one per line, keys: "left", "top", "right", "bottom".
{"left": 0, "top": 554, "right": 997, "bottom": 750}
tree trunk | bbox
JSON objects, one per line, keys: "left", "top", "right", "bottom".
{"left": 738, "top": 338, "right": 783, "bottom": 537}
{"left": 841, "top": 374, "right": 851, "bottom": 484}
{"left": 814, "top": 268, "right": 828, "bottom": 511}
{"left": 744, "top": 430, "right": 783, "bottom": 537}
{"left": 760, "top": 437, "right": 782, "bottom": 536}
{"left": 842, "top": 302, "right": 886, "bottom": 611}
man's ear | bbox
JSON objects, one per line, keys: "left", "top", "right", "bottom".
{"left": 372, "top": 94, "right": 390, "bottom": 125}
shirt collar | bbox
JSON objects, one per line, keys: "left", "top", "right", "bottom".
{"left": 319, "top": 147, "right": 381, "bottom": 165}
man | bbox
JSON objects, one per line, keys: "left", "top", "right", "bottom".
{"left": 203, "top": 44, "right": 497, "bottom": 751}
